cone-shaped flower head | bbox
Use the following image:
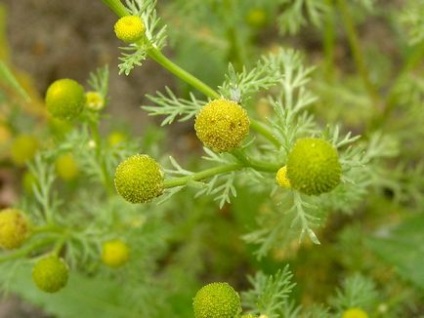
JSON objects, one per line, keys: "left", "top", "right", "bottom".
{"left": 193, "top": 282, "right": 241, "bottom": 318}
{"left": 45, "top": 79, "right": 85, "bottom": 120}
{"left": 32, "top": 255, "right": 69, "bottom": 293}
{"left": 114, "top": 15, "right": 145, "bottom": 43}
{"left": 0, "top": 208, "right": 30, "bottom": 250}
{"left": 286, "top": 138, "right": 341, "bottom": 195}
{"left": 194, "top": 99, "right": 250, "bottom": 153}
{"left": 114, "top": 154, "right": 164, "bottom": 204}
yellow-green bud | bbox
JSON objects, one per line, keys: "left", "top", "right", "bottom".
{"left": 32, "top": 255, "right": 69, "bottom": 293}
{"left": 286, "top": 138, "right": 341, "bottom": 195}
{"left": 276, "top": 166, "right": 291, "bottom": 189}
{"left": 0, "top": 208, "right": 30, "bottom": 250}
{"left": 10, "top": 134, "right": 39, "bottom": 166}
{"left": 114, "top": 154, "right": 164, "bottom": 204}
{"left": 194, "top": 99, "right": 250, "bottom": 153}
{"left": 193, "top": 282, "right": 241, "bottom": 318}
{"left": 101, "top": 239, "right": 130, "bottom": 268}
{"left": 114, "top": 15, "right": 145, "bottom": 43}
{"left": 55, "top": 153, "right": 79, "bottom": 181}
{"left": 85, "top": 91, "right": 105, "bottom": 111}
{"left": 45, "top": 79, "right": 85, "bottom": 120}
{"left": 342, "top": 308, "right": 369, "bottom": 318}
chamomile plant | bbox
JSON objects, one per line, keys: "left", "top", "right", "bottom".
{"left": 1, "top": 0, "right": 424, "bottom": 316}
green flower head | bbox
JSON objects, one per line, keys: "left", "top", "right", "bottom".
{"left": 193, "top": 282, "right": 241, "bottom": 318}
{"left": 32, "top": 255, "right": 69, "bottom": 293}
{"left": 45, "top": 78, "right": 85, "bottom": 120}
{"left": 286, "top": 137, "right": 341, "bottom": 195}
{"left": 114, "top": 154, "right": 164, "bottom": 204}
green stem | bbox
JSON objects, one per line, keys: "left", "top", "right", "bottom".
{"left": 101, "top": 0, "right": 128, "bottom": 17}
{"left": 249, "top": 119, "right": 280, "bottom": 147}
{"left": 101, "top": 0, "right": 278, "bottom": 146}
{"left": 231, "top": 149, "right": 280, "bottom": 172}
{"left": 337, "top": 0, "right": 380, "bottom": 105}
{"left": 164, "top": 163, "right": 242, "bottom": 188}
{"left": 147, "top": 47, "right": 220, "bottom": 99}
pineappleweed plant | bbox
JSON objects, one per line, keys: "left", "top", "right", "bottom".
{"left": 1, "top": 0, "right": 424, "bottom": 316}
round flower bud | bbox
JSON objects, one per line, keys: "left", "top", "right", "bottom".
{"left": 276, "top": 166, "right": 291, "bottom": 189}
{"left": 32, "top": 255, "right": 69, "bottom": 293}
{"left": 55, "top": 153, "right": 79, "bottom": 181}
{"left": 10, "top": 134, "right": 39, "bottom": 166}
{"left": 101, "top": 239, "right": 130, "bottom": 268}
{"left": 85, "top": 91, "right": 105, "bottom": 111}
{"left": 114, "top": 15, "right": 145, "bottom": 43}
{"left": 45, "top": 79, "right": 85, "bottom": 120}
{"left": 342, "top": 308, "right": 369, "bottom": 318}
{"left": 0, "top": 208, "right": 30, "bottom": 250}
{"left": 286, "top": 138, "right": 341, "bottom": 195}
{"left": 194, "top": 99, "right": 250, "bottom": 153}
{"left": 114, "top": 154, "right": 164, "bottom": 204}
{"left": 193, "top": 282, "right": 241, "bottom": 318}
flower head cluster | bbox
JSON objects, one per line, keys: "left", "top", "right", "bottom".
{"left": 193, "top": 282, "right": 241, "bottom": 318}
{"left": 114, "top": 154, "right": 164, "bottom": 204}
{"left": 286, "top": 137, "right": 341, "bottom": 195}
{"left": 32, "top": 255, "right": 69, "bottom": 293}
{"left": 45, "top": 78, "right": 85, "bottom": 120}
{"left": 0, "top": 208, "right": 30, "bottom": 250}
{"left": 114, "top": 15, "right": 145, "bottom": 43}
{"left": 194, "top": 99, "right": 250, "bottom": 153}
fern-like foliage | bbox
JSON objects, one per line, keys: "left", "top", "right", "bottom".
{"left": 241, "top": 266, "right": 298, "bottom": 318}
{"left": 278, "top": 0, "right": 329, "bottom": 35}
{"left": 118, "top": 0, "right": 167, "bottom": 75}
{"left": 143, "top": 87, "right": 204, "bottom": 125}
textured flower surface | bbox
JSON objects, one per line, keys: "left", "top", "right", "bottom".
{"left": 193, "top": 282, "right": 241, "bottom": 318}
{"left": 194, "top": 99, "right": 250, "bottom": 153}
{"left": 32, "top": 256, "right": 69, "bottom": 293}
{"left": 114, "top": 154, "right": 164, "bottom": 204}
{"left": 45, "top": 78, "right": 85, "bottom": 120}
{"left": 286, "top": 137, "right": 341, "bottom": 195}
{"left": 114, "top": 15, "right": 145, "bottom": 43}
{"left": 342, "top": 308, "right": 369, "bottom": 318}
{"left": 101, "top": 239, "right": 130, "bottom": 268}
{"left": 0, "top": 209, "right": 29, "bottom": 250}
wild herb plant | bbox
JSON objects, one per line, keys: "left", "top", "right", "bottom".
{"left": 1, "top": 0, "right": 424, "bottom": 317}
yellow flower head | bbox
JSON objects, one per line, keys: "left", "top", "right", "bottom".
{"left": 276, "top": 166, "right": 291, "bottom": 189}
{"left": 114, "top": 15, "right": 145, "bottom": 43}
{"left": 0, "top": 208, "right": 30, "bottom": 250}
{"left": 194, "top": 99, "right": 250, "bottom": 153}
{"left": 193, "top": 282, "right": 241, "bottom": 318}
{"left": 286, "top": 137, "right": 341, "bottom": 195}
{"left": 101, "top": 239, "right": 130, "bottom": 268}
{"left": 114, "top": 154, "right": 164, "bottom": 204}
{"left": 85, "top": 91, "right": 105, "bottom": 111}
{"left": 342, "top": 308, "right": 369, "bottom": 318}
